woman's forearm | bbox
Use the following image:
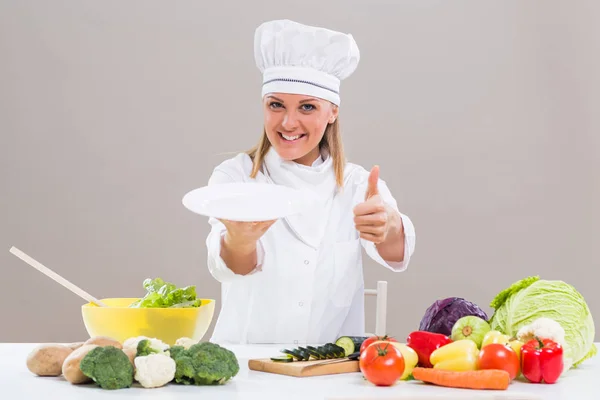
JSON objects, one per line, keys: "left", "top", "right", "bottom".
{"left": 220, "top": 234, "right": 259, "bottom": 276}
{"left": 375, "top": 206, "right": 406, "bottom": 262}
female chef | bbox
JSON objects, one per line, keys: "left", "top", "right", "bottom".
{"left": 204, "top": 19, "right": 416, "bottom": 345}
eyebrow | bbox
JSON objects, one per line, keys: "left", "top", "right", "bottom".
{"left": 266, "top": 95, "right": 318, "bottom": 104}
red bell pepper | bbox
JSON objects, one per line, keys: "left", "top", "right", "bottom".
{"left": 521, "top": 337, "right": 564, "bottom": 384}
{"left": 406, "top": 331, "right": 453, "bottom": 368}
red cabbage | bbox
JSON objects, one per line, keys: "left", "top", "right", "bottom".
{"left": 419, "top": 297, "right": 489, "bottom": 336}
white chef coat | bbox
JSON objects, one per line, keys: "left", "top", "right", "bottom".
{"left": 205, "top": 148, "right": 416, "bottom": 345}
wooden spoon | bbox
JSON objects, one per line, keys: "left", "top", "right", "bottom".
{"left": 9, "top": 246, "right": 108, "bottom": 307}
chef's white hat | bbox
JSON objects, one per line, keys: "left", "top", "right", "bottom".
{"left": 254, "top": 19, "right": 360, "bottom": 106}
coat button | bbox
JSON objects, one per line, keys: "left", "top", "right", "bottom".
{"left": 299, "top": 302, "right": 304, "bottom": 307}
{"left": 304, "top": 260, "right": 309, "bottom": 265}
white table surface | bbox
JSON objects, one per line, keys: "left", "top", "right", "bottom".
{"left": 2, "top": 343, "right": 598, "bottom": 400}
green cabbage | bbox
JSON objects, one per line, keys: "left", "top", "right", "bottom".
{"left": 489, "top": 276, "right": 596, "bottom": 371}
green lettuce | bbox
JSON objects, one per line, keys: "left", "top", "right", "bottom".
{"left": 129, "top": 278, "right": 202, "bottom": 308}
{"left": 489, "top": 276, "right": 596, "bottom": 371}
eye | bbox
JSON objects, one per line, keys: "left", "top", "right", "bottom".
{"left": 269, "top": 101, "right": 283, "bottom": 109}
{"left": 301, "top": 104, "right": 316, "bottom": 111}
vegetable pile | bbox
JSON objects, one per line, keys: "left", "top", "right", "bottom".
{"left": 26, "top": 335, "right": 239, "bottom": 390}
{"left": 129, "top": 277, "right": 203, "bottom": 308}
{"left": 337, "top": 275, "right": 596, "bottom": 390}
{"left": 25, "top": 274, "right": 595, "bottom": 393}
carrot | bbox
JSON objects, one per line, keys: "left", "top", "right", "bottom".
{"left": 412, "top": 367, "right": 511, "bottom": 390}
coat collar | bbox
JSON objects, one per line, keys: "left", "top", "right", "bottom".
{"left": 262, "top": 147, "right": 337, "bottom": 249}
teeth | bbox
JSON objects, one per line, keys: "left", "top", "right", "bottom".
{"left": 282, "top": 134, "right": 301, "bottom": 141}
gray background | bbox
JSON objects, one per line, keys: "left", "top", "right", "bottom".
{"left": 1, "top": 0, "right": 598, "bottom": 343}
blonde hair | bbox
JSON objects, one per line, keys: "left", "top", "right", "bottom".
{"left": 246, "top": 119, "right": 345, "bottom": 187}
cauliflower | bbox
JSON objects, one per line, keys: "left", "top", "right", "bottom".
{"left": 123, "top": 336, "right": 170, "bottom": 357}
{"left": 134, "top": 353, "right": 176, "bottom": 388}
{"left": 517, "top": 317, "right": 566, "bottom": 345}
{"left": 175, "top": 337, "right": 199, "bottom": 350}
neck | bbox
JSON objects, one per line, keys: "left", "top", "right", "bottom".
{"left": 293, "top": 147, "right": 321, "bottom": 166}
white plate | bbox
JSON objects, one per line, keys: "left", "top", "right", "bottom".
{"left": 182, "top": 182, "right": 317, "bottom": 222}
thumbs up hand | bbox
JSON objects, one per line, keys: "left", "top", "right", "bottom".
{"left": 353, "top": 165, "right": 390, "bottom": 244}
{"left": 365, "top": 165, "right": 380, "bottom": 200}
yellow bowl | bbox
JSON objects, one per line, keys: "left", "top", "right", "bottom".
{"left": 81, "top": 298, "right": 215, "bottom": 346}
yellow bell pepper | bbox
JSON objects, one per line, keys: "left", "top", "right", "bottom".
{"left": 429, "top": 339, "right": 479, "bottom": 372}
{"left": 481, "top": 330, "right": 511, "bottom": 348}
{"left": 390, "top": 343, "right": 419, "bottom": 380}
{"left": 508, "top": 339, "right": 524, "bottom": 360}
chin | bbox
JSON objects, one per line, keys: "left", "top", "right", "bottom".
{"left": 275, "top": 149, "right": 304, "bottom": 161}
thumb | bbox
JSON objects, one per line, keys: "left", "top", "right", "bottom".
{"left": 365, "top": 165, "right": 380, "bottom": 200}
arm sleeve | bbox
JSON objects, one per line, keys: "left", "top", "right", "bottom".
{"left": 353, "top": 174, "right": 416, "bottom": 272}
{"left": 205, "top": 168, "right": 266, "bottom": 283}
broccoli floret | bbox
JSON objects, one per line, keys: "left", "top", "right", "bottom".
{"left": 136, "top": 338, "right": 169, "bottom": 357}
{"left": 171, "top": 342, "right": 239, "bottom": 385}
{"left": 169, "top": 345, "right": 186, "bottom": 360}
{"left": 124, "top": 336, "right": 169, "bottom": 358}
{"left": 79, "top": 346, "right": 134, "bottom": 390}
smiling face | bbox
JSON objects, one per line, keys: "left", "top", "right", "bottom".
{"left": 263, "top": 93, "right": 339, "bottom": 166}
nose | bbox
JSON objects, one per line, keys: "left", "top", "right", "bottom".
{"left": 281, "top": 110, "right": 299, "bottom": 131}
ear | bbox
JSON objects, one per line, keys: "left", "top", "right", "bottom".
{"left": 329, "top": 105, "right": 339, "bottom": 124}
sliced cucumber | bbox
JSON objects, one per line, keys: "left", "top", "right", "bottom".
{"left": 281, "top": 348, "right": 304, "bottom": 361}
{"left": 271, "top": 355, "right": 293, "bottom": 362}
{"left": 322, "top": 343, "right": 342, "bottom": 358}
{"left": 306, "top": 346, "right": 324, "bottom": 360}
{"left": 317, "top": 345, "right": 332, "bottom": 359}
{"left": 275, "top": 342, "right": 352, "bottom": 363}
{"left": 296, "top": 347, "right": 311, "bottom": 361}
{"left": 335, "top": 336, "right": 369, "bottom": 357}
{"left": 332, "top": 343, "right": 346, "bottom": 358}
{"left": 323, "top": 343, "right": 335, "bottom": 358}
{"left": 321, "top": 343, "right": 339, "bottom": 359}
{"left": 336, "top": 343, "right": 347, "bottom": 357}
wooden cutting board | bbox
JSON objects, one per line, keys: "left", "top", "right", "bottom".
{"left": 248, "top": 358, "right": 360, "bottom": 377}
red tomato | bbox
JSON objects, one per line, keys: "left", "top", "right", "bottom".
{"left": 359, "top": 341, "right": 405, "bottom": 386}
{"left": 360, "top": 335, "right": 398, "bottom": 353}
{"left": 477, "top": 343, "right": 520, "bottom": 380}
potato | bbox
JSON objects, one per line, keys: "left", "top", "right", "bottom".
{"left": 62, "top": 344, "right": 98, "bottom": 384}
{"left": 26, "top": 344, "right": 73, "bottom": 376}
{"left": 123, "top": 347, "right": 137, "bottom": 369}
{"left": 84, "top": 336, "right": 122, "bottom": 349}
{"left": 66, "top": 342, "right": 85, "bottom": 351}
